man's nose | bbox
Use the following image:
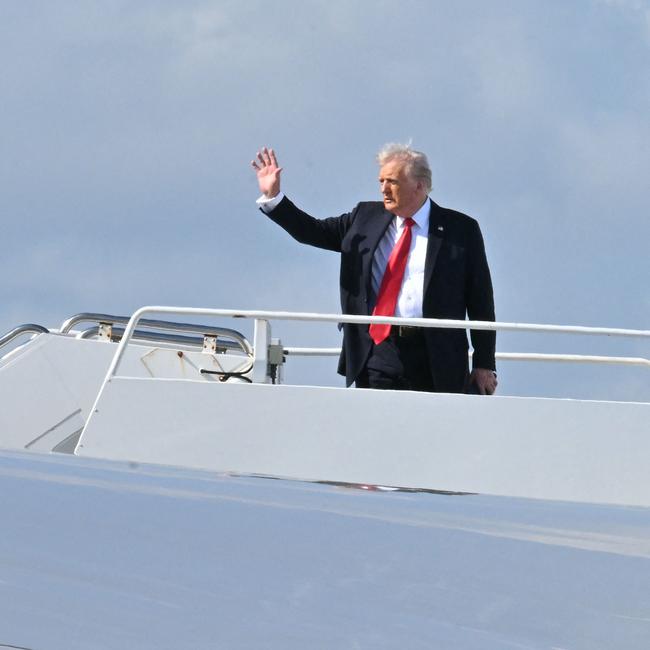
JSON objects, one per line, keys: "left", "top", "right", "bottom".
{"left": 381, "top": 181, "right": 390, "bottom": 194}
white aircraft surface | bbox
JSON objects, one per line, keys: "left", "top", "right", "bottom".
{"left": 1, "top": 306, "right": 649, "bottom": 648}
{"left": 2, "top": 448, "right": 650, "bottom": 650}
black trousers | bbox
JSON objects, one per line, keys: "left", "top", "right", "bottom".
{"left": 356, "top": 328, "right": 434, "bottom": 392}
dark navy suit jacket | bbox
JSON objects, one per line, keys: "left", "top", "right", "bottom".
{"left": 263, "top": 196, "right": 496, "bottom": 392}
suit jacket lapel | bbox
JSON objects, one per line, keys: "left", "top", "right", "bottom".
{"left": 424, "top": 199, "right": 445, "bottom": 296}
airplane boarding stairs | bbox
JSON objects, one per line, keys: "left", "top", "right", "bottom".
{"left": 0, "top": 306, "right": 649, "bottom": 507}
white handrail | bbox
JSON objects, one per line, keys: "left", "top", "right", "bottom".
{"left": 117, "top": 307, "right": 649, "bottom": 337}
{"left": 105, "top": 306, "right": 650, "bottom": 381}
{"left": 284, "top": 347, "right": 650, "bottom": 367}
{"left": 0, "top": 324, "right": 49, "bottom": 352}
{"left": 83, "top": 305, "right": 649, "bottom": 431}
{"left": 496, "top": 352, "right": 649, "bottom": 366}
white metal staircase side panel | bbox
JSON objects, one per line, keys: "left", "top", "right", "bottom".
{"left": 0, "top": 333, "right": 251, "bottom": 453}
{"left": 76, "top": 378, "right": 650, "bottom": 506}
{"left": 0, "top": 336, "right": 85, "bottom": 450}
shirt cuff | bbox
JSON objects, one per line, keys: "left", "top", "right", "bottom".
{"left": 256, "top": 192, "right": 285, "bottom": 213}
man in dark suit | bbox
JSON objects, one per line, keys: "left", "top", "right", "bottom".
{"left": 252, "top": 144, "right": 497, "bottom": 395}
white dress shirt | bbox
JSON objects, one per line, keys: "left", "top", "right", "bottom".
{"left": 372, "top": 200, "right": 429, "bottom": 319}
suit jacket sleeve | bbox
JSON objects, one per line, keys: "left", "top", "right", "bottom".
{"left": 465, "top": 220, "right": 496, "bottom": 371}
{"left": 261, "top": 196, "right": 355, "bottom": 252}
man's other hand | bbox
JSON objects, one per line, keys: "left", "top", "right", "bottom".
{"left": 252, "top": 147, "right": 283, "bottom": 198}
{"left": 469, "top": 368, "right": 498, "bottom": 395}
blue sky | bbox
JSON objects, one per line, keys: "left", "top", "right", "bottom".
{"left": 1, "top": 0, "right": 648, "bottom": 400}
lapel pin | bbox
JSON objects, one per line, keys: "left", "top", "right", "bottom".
{"left": 437, "top": 225, "right": 444, "bottom": 232}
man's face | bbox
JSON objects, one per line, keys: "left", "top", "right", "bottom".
{"left": 378, "top": 159, "right": 425, "bottom": 218}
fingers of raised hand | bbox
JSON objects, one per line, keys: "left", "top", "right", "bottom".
{"left": 260, "top": 148, "right": 271, "bottom": 166}
{"left": 253, "top": 147, "right": 279, "bottom": 169}
{"left": 251, "top": 152, "right": 267, "bottom": 173}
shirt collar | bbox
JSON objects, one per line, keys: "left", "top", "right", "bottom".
{"left": 396, "top": 199, "right": 430, "bottom": 232}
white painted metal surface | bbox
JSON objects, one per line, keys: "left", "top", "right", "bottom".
{"left": 0, "top": 330, "right": 251, "bottom": 452}
{"left": 1, "top": 306, "right": 648, "bottom": 509}
{"left": 0, "top": 335, "right": 110, "bottom": 452}
{"left": 77, "top": 379, "right": 650, "bottom": 507}
{"left": 1, "top": 448, "right": 649, "bottom": 650}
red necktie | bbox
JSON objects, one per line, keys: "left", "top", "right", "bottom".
{"left": 369, "top": 218, "right": 415, "bottom": 344}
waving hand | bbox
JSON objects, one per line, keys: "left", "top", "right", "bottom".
{"left": 251, "top": 147, "right": 283, "bottom": 199}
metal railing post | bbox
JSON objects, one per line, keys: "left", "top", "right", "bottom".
{"left": 252, "top": 319, "right": 271, "bottom": 383}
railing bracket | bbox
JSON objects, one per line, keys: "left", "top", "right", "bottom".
{"left": 98, "top": 322, "right": 113, "bottom": 342}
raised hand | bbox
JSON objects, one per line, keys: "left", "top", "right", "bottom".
{"left": 251, "top": 147, "right": 283, "bottom": 198}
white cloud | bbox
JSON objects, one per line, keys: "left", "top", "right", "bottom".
{"left": 461, "top": 15, "right": 544, "bottom": 119}
{"left": 598, "top": 0, "right": 648, "bottom": 9}
{"left": 142, "top": 5, "right": 232, "bottom": 65}
{"left": 556, "top": 114, "right": 650, "bottom": 202}
{"left": 597, "top": 0, "right": 650, "bottom": 42}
